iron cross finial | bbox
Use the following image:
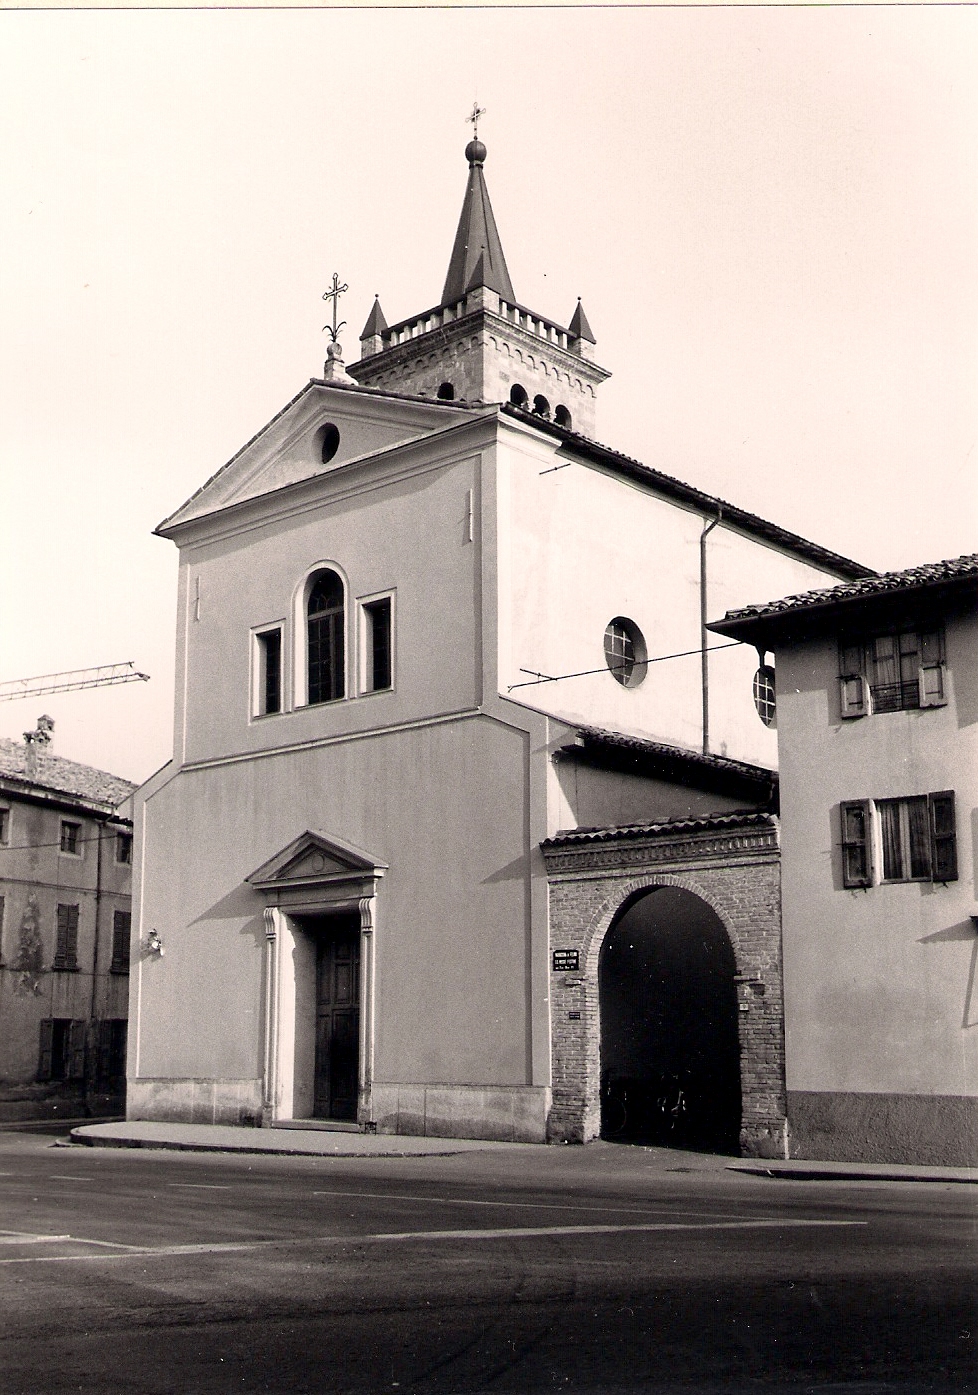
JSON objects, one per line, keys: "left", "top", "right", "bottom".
{"left": 467, "top": 102, "right": 486, "bottom": 141}
{"left": 322, "top": 272, "right": 349, "bottom": 343}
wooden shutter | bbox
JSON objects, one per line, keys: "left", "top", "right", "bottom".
{"left": 918, "top": 631, "right": 947, "bottom": 708}
{"left": 111, "top": 910, "right": 131, "bottom": 972}
{"left": 928, "top": 791, "right": 957, "bottom": 882}
{"left": 841, "top": 801, "right": 872, "bottom": 887}
{"left": 37, "top": 1019, "right": 54, "bottom": 1081}
{"left": 839, "top": 643, "right": 868, "bottom": 718}
{"left": 66, "top": 906, "right": 79, "bottom": 970}
{"left": 68, "top": 1020, "right": 87, "bottom": 1081}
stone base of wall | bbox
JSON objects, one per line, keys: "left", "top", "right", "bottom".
{"left": 369, "top": 1083, "right": 549, "bottom": 1143}
{"left": 128, "top": 1077, "right": 263, "bottom": 1128}
{"left": 788, "top": 1091, "right": 978, "bottom": 1167}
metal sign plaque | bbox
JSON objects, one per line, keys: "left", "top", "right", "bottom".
{"left": 552, "top": 949, "right": 580, "bottom": 972}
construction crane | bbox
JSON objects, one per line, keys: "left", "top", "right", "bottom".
{"left": 0, "top": 662, "right": 150, "bottom": 703}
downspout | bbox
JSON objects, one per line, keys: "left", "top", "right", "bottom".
{"left": 700, "top": 505, "right": 723, "bottom": 755}
{"left": 87, "top": 816, "right": 106, "bottom": 1115}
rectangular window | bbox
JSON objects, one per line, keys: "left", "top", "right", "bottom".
{"left": 54, "top": 904, "right": 79, "bottom": 971}
{"left": 839, "top": 628, "right": 946, "bottom": 717}
{"left": 362, "top": 596, "right": 393, "bottom": 692}
{"left": 115, "top": 832, "right": 133, "bottom": 865}
{"left": 110, "top": 910, "right": 131, "bottom": 973}
{"left": 0, "top": 807, "right": 9, "bottom": 845}
{"left": 38, "top": 1018, "right": 86, "bottom": 1082}
{"left": 97, "top": 1019, "right": 128, "bottom": 1088}
{"left": 840, "top": 792, "right": 957, "bottom": 887}
{"left": 255, "top": 627, "right": 283, "bottom": 716}
{"left": 60, "top": 820, "right": 82, "bottom": 855}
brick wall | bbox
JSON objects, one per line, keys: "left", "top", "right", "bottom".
{"left": 543, "top": 817, "right": 787, "bottom": 1158}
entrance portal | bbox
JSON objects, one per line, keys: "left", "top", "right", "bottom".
{"left": 311, "top": 915, "right": 360, "bottom": 1121}
{"left": 599, "top": 886, "right": 741, "bottom": 1153}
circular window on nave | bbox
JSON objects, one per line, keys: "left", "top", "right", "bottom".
{"left": 604, "top": 617, "right": 647, "bottom": 688}
{"left": 753, "top": 665, "right": 777, "bottom": 726}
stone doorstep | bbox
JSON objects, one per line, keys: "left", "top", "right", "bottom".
{"left": 270, "top": 1118, "right": 361, "bottom": 1133}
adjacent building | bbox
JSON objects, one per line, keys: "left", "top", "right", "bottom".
{"left": 0, "top": 719, "right": 135, "bottom": 1121}
{"left": 711, "top": 555, "right": 978, "bottom": 1165}
{"left": 130, "top": 135, "right": 874, "bottom": 1151}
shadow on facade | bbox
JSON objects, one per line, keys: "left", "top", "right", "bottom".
{"left": 598, "top": 886, "right": 742, "bottom": 1154}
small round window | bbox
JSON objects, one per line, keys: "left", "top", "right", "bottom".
{"left": 604, "top": 617, "right": 647, "bottom": 688}
{"left": 753, "top": 665, "right": 776, "bottom": 727}
{"left": 316, "top": 422, "right": 340, "bottom": 465}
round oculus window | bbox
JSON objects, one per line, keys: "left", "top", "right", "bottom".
{"left": 604, "top": 617, "right": 647, "bottom": 688}
{"left": 753, "top": 665, "right": 776, "bottom": 726}
{"left": 316, "top": 422, "right": 341, "bottom": 465}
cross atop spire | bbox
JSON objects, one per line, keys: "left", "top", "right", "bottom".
{"left": 466, "top": 101, "right": 486, "bottom": 141}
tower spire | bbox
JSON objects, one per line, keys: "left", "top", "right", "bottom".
{"left": 440, "top": 121, "right": 515, "bottom": 308}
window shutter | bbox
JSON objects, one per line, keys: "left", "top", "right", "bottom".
{"left": 66, "top": 906, "right": 79, "bottom": 970}
{"left": 837, "top": 675, "right": 864, "bottom": 719}
{"left": 37, "top": 1019, "right": 54, "bottom": 1081}
{"left": 928, "top": 791, "right": 957, "bottom": 882}
{"left": 841, "top": 801, "right": 872, "bottom": 887}
{"left": 68, "top": 1020, "right": 87, "bottom": 1081}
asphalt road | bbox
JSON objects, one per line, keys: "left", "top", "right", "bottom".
{"left": 0, "top": 1128, "right": 974, "bottom": 1395}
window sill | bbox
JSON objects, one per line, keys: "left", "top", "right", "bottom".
{"left": 109, "top": 966, "right": 130, "bottom": 976}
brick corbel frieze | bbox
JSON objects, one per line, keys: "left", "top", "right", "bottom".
{"left": 542, "top": 821, "right": 780, "bottom": 879}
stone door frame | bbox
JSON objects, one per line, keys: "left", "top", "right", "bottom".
{"left": 542, "top": 814, "right": 788, "bottom": 1158}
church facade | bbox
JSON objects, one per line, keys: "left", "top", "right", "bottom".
{"left": 130, "top": 136, "right": 871, "bottom": 1151}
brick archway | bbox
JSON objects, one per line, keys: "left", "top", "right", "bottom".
{"left": 542, "top": 814, "right": 787, "bottom": 1158}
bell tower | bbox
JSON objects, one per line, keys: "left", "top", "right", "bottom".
{"left": 348, "top": 132, "right": 610, "bottom": 438}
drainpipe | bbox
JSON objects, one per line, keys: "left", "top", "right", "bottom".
{"left": 87, "top": 816, "right": 106, "bottom": 1115}
{"left": 700, "top": 506, "right": 723, "bottom": 755}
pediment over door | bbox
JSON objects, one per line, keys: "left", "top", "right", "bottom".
{"left": 246, "top": 831, "right": 387, "bottom": 914}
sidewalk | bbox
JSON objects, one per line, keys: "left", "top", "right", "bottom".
{"left": 69, "top": 1120, "right": 978, "bottom": 1181}
{"left": 70, "top": 1120, "right": 538, "bottom": 1158}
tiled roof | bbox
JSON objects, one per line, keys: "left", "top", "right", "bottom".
{"left": 543, "top": 809, "right": 777, "bottom": 849}
{"left": 501, "top": 405, "right": 872, "bottom": 582}
{"left": 712, "top": 553, "right": 978, "bottom": 634}
{"left": 0, "top": 739, "right": 136, "bottom": 811}
{"left": 568, "top": 727, "right": 777, "bottom": 785}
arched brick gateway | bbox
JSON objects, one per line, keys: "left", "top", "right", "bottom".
{"left": 541, "top": 812, "right": 788, "bottom": 1158}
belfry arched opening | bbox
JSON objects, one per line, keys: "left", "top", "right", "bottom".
{"left": 599, "top": 886, "right": 741, "bottom": 1153}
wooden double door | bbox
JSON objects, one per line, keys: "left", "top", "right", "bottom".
{"left": 312, "top": 916, "right": 361, "bottom": 1122}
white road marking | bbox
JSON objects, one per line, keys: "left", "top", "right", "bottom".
{"left": 0, "top": 1216, "right": 866, "bottom": 1265}
{"left": 168, "top": 1183, "right": 231, "bottom": 1190}
{"left": 47, "top": 1176, "right": 93, "bottom": 1182}
{"left": 310, "top": 1187, "right": 712, "bottom": 1216}
{"left": 0, "top": 1231, "right": 72, "bottom": 1245}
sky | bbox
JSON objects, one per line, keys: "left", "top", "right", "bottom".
{"left": 0, "top": 6, "right": 975, "bottom": 785}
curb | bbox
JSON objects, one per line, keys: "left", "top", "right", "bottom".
{"left": 729, "top": 1161, "right": 977, "bottom": 1185}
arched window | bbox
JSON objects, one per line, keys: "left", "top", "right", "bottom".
{"left": 307, "top": 570, "right": 345, "bottom": 704}
{"left": 509, "top": 383, "right": 528, "bottom": 408}
{"left": 437, "top": 381, "right": 455, "bottom": 401}
{"left": 532, "top": 394, "right": 551, "bottom": 418}
{"left": 753, "top": 665, "right": 776, "bottom": 727}
{"left": 554, "top": 404, "right": 572, "bottom": 429}
{"left": 315, "top": 422, "right": 341, "bottom": 465}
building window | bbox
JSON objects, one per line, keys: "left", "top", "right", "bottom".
{"left": 752, "top": 665, "right": 777, "bottom": 727}
{"left": 60, "top": 820, "right": 82, "bottom": 856}
{"left": 315, "top": 422, "right": 341, "bottom": 465}
{"left": 54, "top": 904, "right": 79, "bottom": 971}
{"left": 0, "top": 807, "right": 9, "bottom": 845}
{"left": 111, "top": 910, "right": 131, "bottom": 973}
{"left": 255, "top": 626, "right": 283, "bottom": 716}
{"left": 362, "top": 596, "right": 393, "bottom": 692}
{"left": 437, "top": 381, "right": 455, "bottom": 401}
{"left": 308, "top": 570, "right": 345, "bottom": 704}
{"left": 38, "top": 1018, "right": 86, "bottom": 1082}
{"left": 604, "top": 617, "right": 648, "bottom": 688}
{"left": 115, "top": 832, "right": 133, "bottom": 865}
{"left": 532, "top": 394, "right": 551, "bottom": 418}
{"left": 554, "top": 404, "right": 572, "bottom": 429}
{"left": 509, "top": 383, "right": 528, "bottom": 407}
{"left": 839, "top": 629, "right": 946, "bottom": 717}
{"left": 840, "top": 792, "right": 957, "bottom": 888}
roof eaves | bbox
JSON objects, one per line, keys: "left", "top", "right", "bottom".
{"left": 500, "top": 405, "right": 873, "bottom": 582}
{"left": 542, "top": 809, "right": 777, "bottom": 849}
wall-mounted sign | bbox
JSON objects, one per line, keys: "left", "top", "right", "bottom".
{"left": 552, "top": 949, "right": 580, "bottom": 972}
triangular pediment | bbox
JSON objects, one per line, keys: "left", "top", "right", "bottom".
{"left": 246, "top": 830, "right": 387, "bottom": 891}
{"left": 157, "top": 382, "right": 481, "bottom": 536}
